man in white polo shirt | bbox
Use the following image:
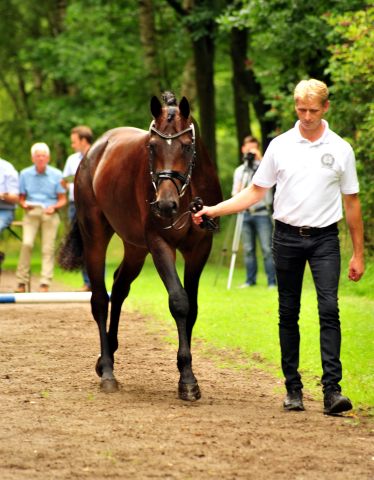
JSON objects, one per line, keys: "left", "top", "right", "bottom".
{"left": 192, "top": 79, "right": 364, "bottom": 415}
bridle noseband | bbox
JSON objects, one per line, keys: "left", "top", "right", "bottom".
{"left": 148, "top": 120, "right": 196, "bottom": 198}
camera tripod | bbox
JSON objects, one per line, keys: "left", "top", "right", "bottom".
{"left": 214, "top": 160, "right": 272, "bottom": 289}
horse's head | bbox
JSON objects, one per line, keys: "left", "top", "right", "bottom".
{"left": 148, "top": 92, "right": 195, "bottom": 219}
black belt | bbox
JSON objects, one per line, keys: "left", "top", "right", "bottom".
{"left": 247, "top": 206, "right": 268, "bottom": 214}
{"left": 275, "top": 220, "right": 338, "bottom": 237}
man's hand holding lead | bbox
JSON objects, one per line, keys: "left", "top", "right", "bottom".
{"left": 192, "top": 206, "right": 215, "bottom": 225}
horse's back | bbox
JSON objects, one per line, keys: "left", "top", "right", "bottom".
{"left": 91, "top": 126, "right": 150, "bottom": 198}
{"left": 90, "top": 127, "right": 148, "bottom": 163}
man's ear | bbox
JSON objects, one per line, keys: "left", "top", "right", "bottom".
{"left": 323, "top": 100, "right": 330, "bottom": 113}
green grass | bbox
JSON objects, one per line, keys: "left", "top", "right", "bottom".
{"left": 2, "top": 223, "right": 374, "bottom": 413}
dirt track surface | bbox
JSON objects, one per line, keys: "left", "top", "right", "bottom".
{"left": 0, "top": 270, "right": 374, "bottom": 479}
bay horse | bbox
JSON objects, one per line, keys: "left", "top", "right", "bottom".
{"left": 58, "top": 92, "right": 223, "bottom": 401}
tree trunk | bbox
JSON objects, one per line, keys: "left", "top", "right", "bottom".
{"left": 180, "top": 58, "right": 196, "bottom": 111}
{"left": 230, "top": 27, "right": 251, "bottom": 164}
{"left": 165, "top": 0, "right": 218, "bottom": 170}
{"left": 229, "top": 26, "right": 277, "bottom": 155}
{"left": 138, "top": 0, "right": 163, "bottom": 98}
{"left": 49, "top": 0, "right": 68, "bottom": 37}
{"left": 0, "top": 71, "right": 33, "bottom": 142}
{"left": 47, "top": 0, "right": 69, "bottom": 167}
{"left": 192, "top": 34, "right": 216, "bottom": 168}
{"left": 245, "top": 68, "right": 276, "bottom": 153}
{"left": 180, "top": 1, "right": 196, "bottom": 114}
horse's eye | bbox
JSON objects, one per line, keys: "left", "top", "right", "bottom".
{"left": 183, "top": 145, "right": 192, "bottom": 154}
{"left": 149, "top": 144, "right": 155, "bottom": 154}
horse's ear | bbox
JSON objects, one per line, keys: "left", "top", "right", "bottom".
{"left": 179, "top": 97, "right": 190, "bottom": 120}
{"left": 150, "top": 96, "right": 162, "bottom": 119}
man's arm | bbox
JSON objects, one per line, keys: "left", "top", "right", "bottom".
{"left": 343, "top": 193, "right": 364, "bottom": 282}
{"left": 45, "top": 193, "right": 67, "bottom": 214}
{"left": 192, "top": 184, "right": 269, "bottom": 224}
{"left": 18, "top": 193, "right": 29, "bottom": 210}
{"left": 60, "top": 179, "right": 69, "bottom": 191}
{"left": 0, "top": 192, "right": 19, "bottom": 204}
{"left": 0, "top": 170, "right": 20, "bottom": 203}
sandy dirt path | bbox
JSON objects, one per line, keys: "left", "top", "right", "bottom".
{"left": 0, "top": 269, "right": 373, "bottom": 479}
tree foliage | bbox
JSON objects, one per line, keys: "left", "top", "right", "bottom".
{"left": 0, "top": 0, "right": 190, "bottom": 169}
{"left": 1, "top": 0, "right": 374, "bottom": 251}
{"left": 218, "top": 0, "right": 367, "bottom": 134}
{"left": 324, "top": 1, "right": 374, "bottom": 251}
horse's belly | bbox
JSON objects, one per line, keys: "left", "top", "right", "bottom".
{"left": 103, "top": 210, "right": 147, "bottom": 248}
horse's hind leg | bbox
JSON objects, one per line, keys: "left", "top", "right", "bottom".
{"left": 149, "top": 237, "right": 200, "bottom": 402}
{"left": 80, "top": 217, "right": 117, "bottom": 393}
{"left": 107, "top": 242, "right": 148, "bottom": 357}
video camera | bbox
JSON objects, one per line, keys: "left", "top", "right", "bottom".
{"left": 243, "top": 152, "right": 257, "bottom": 172}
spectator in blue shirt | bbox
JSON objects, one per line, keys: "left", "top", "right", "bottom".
{"left": 15, "top": 143, "right": 67, "bottom": 293}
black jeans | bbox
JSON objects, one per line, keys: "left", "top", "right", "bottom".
{"left": 272, "top": 227, "right": 342, "bottom": 391}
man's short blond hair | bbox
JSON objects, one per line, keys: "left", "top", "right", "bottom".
{"left": 294, "top": 79, "right": 329, "bottom": 106}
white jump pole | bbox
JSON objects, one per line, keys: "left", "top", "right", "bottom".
{"left": 0, "top": 292, "right": 111, "bottom": 304}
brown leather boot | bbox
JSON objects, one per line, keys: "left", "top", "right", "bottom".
{"left": 39, "top": 284, "right": 49, "bottom": 293}
{"left": 76, "top": 285, "right": 91, "bottom": 292}
{"left": 15, "top": 283, "right": 26, "bottom": 293}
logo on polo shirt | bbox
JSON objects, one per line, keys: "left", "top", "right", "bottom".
{"left": 321, "top": 153, "right": 334, "bottom": 168}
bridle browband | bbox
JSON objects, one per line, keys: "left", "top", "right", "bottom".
{"left": 148, "top": 120, "right": 196, "bottom": 198}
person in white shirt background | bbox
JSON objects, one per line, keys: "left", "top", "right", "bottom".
{"left": 61, "top": 126, "right": 93, "bottom": 292}
{"left": 0, "top": 154, "right": 20, "bottom": 269}
{"left": 192, "top": 79, "right": 364, "bottom": 416}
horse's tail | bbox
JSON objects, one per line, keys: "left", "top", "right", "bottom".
{"left": 57, "top": 214, "right": 85, "bottom": 271}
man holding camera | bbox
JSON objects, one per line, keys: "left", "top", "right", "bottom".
{"left": 232, "top": 136, "right": 276, "bottom": 288}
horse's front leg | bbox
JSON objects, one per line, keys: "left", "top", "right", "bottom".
{"left": 149, "top": 239, "right": 200, "bottom": 401}
{"left": 182, "top": 234, "right": 213, "bottom": 347}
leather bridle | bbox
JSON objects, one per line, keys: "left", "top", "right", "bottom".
{"left": 148, "top": 120, "right": 196, "bottom": 198}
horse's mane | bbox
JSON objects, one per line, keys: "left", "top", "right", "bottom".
{"left": 162, "top": 91, "right": 178, "bottom": 122}
{"left": 162, "top": 91, "right": 177, "bottom": 107}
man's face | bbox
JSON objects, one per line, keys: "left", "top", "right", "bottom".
{"left": 295, "top": 98, "right": 329, "bottom": 132}
{"left": 242, "top": 142, "right": 259, "bottom": 155}
{"left": 71, "top": 132, "right": 83, "bottom": 153}
{"left": 32, "top": 150, "right": 50, "bottom": 173}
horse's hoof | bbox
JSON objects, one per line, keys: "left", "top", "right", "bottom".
{"left": 178, "top": 382, "right": 201, "bottom": 402}
{"left": 95, "top": 355, "right": 102, "bottom": 377}
{"left": 100, "top": 378, "right": 119, "bottom": 393}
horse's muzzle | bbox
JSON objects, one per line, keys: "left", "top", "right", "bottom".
{"left": 153, "top": 198, "right": 179, "bottom": 219}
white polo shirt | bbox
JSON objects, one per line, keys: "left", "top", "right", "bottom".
{"left": 62, "top": 152, "right": 83, "bottom": 202}
{"left": 252, "top": 120, "right": 359, "bottom": 228}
